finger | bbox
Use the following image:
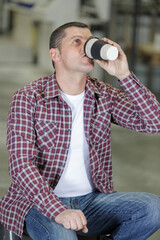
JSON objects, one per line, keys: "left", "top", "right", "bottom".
{"left": 63, "top": 219, "right": 71, "bottom": 230}
{"left": 82, "top": 225, "right": 88, "bottom": 233}
{"left": 101, "top": 38, "right": 118, "bottom": 48}
{"left": 73, "top": 211, "right": 86, "bottom": 231}
{"left": 96, "top": 60, "right": 110, "bottom": 71}
{"left": 101, "top": 37, "right": 115, "bottom": 45}
{"left": 69, "top": 218, "right": 79, "bottom": 231}
{"left": 80, "top": 212, "right": 88, "bottom": 233}
{"left": 96, "top": 59, "right": 107, "bottom": 66}
{"left": 79, "top": 212, "right": 87, "bottom": 226}
{"left": 68, "top": 211, "right": 85, "bottom": 231}
{"left": 101, "top": 38, "right": 124, "bottom": 55}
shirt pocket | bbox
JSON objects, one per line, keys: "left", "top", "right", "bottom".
{"left": 35, "top": 120, "right": 57, "bottom": 150}
{"left": 90, "top": 114, "right": 110, "bottom": 144}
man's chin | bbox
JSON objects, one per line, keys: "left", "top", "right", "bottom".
{"left": 86, "top": 59, "right": 94, "bottom": 71}
{"left": 84, "top": 65, "right": 94, "bottom": 74}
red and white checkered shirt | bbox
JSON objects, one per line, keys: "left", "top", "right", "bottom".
{"left": 0, "top": 72, "right": 160, "bottom": 237}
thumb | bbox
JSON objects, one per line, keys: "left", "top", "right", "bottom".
{"left": 82, "top": 225, "right": 88, "bottom": 233}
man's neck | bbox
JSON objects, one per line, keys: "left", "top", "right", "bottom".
{"left": 55, "top": 71, "right": 87, "bottom": 95}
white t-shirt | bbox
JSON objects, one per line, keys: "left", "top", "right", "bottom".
{"left": 54, "top": 91, "right": 94, "bottom": 197}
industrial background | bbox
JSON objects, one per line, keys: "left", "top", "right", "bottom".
{"left": 0, "top": 0, "right": 160, "bottom": 239}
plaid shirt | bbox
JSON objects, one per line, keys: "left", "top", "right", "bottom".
{"left": 0, "top": 72, "right": 160, "bottom": 238}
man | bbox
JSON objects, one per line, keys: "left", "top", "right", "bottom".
{"left": 0, "top": 22, "right": 160, "bottom": 240}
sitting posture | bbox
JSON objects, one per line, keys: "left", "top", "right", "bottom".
{"left": 0, "top": 22, "right": 160, "bottom": 240}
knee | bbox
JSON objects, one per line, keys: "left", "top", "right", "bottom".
{"left": 137, "top": 194, "right": 160, "bottom": 229}
{"left": 50, "top": 222, "right": 78, "bottom": 240}
{"left": 52, "top": 229, "right": 78, "bottom": 240}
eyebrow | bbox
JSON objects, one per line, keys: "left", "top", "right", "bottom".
{"left": 69, "top": 35, "right": 93, "bottom": 42}
{"left": 70, "top": 35, "right": 84, "bottom": 40}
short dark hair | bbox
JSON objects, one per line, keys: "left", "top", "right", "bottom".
{"left": 49, "top": 22, "right": 89, "bottom": 69}
{"left": 49, "top": 22, "right": 89, "bottom": 51}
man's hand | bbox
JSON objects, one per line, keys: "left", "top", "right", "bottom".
{"left": 55, "top": 209, "right": 88, "bottom": 233}
{"left": 96, "top": 38, "right": 131, "bottom": 81}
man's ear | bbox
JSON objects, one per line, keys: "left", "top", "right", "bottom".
{"left": 49, "top": 48, "right": 61, "bottom": 63}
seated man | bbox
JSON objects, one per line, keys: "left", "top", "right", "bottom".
{"left": 0, "top": 22, "right": 160, "bottom": 240}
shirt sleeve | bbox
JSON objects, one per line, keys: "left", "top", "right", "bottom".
{"left": 110, "top": 72, "right": 160, "bottom": 133}
{"left": 6, "top": 90, "right": 68, "bottom": 220}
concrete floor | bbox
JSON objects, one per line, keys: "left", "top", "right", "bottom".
{"left": 0, "top": 63, "right": 160, "bottom": 239}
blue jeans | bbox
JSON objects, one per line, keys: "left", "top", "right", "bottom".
{"left": 25, "top": 191, "right": 160, "bottom": 240}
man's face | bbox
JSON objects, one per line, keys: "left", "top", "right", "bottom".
{"left": 58, "top": 27, "right": 94, "bottom": 74}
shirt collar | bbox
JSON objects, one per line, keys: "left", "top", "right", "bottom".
{"left": 44, "top": 72, "right": 60, "bottom": 99}
{"left": 85, "top": 75, "right": 101, "bottom": 100}
{"left": 44, "top": 72, "right": 101, "bottom": 100}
